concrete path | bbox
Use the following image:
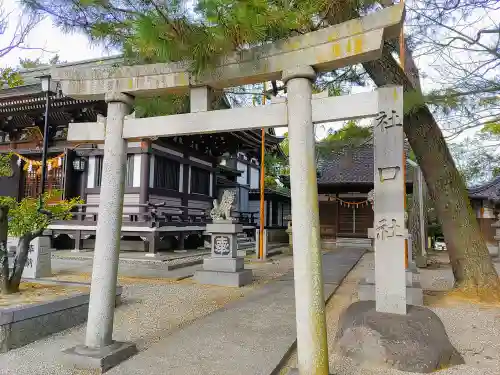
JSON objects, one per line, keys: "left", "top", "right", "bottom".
{"left": 107, "top": 247, "right": 366, "bottom": 375}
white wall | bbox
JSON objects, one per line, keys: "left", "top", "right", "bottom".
{"left": 250, "top": 166, "right": 260, "bottom": 189}
{"left": 179, "top": 164, "right": 184, "bottom": 192}
{"left": 132, "top": 154, "right": 141, "bottom": 187}
{"left": 87, "top": 156, "right": 96, "bottom": 188}
{"left": 149, "top": 155, "right": 155, "bottom": 188}
{"left": 236, "top": 161, "right": 248, "bottom": 185}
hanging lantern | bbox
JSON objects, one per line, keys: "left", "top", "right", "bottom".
{"left": 16, "top": 157, "right": 21, "bottom": 166}
{"left": 57, "top": 156, "right": 62, "bottom": 167}
{"left": 47, "top": 162, "right": 52, "bottom": 171}
{"left": 72, "top": 157, "right": 86, "bottom": 172}
{"left": 28, "top": 162, "right": 32, "bottom": 172}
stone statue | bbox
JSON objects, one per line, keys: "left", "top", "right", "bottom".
{"left": 367, "top": 189, "right": 374, "bottom": 209}
{"left": 210, "top": 190, "right": 236, "bottom": 221}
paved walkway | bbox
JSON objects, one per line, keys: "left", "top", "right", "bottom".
{"left": 107, "top": 247, "right": 366, "bottom": 375}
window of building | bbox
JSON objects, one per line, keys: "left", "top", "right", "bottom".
{"left": 94, "top": 156, "right": 104, "bottom": 187}
{"left": 23, "top": 164, "right": 64, "bottom": 199}
{"left": 154, "top": 156, "right": 180, "bottom": 190}
{"left": 191, "top": 166, "right": 210, "bottom": 195}
{"left": 125, "top": 155, "right": 134, "bottom": 187}
{"left": 95, "top": 155, "right": 135, "bottom": 187}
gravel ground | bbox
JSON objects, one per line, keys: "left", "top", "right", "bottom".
{"left": 0, "top": 254, "right": 294, "bottom": 375}
{"left": 280, "top": 252, "right": 500, "bottom": 375}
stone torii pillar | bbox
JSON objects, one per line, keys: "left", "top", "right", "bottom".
{"left": 284, "top": 66, "right": 329, "bottom": 375}
{"left": 63, "top": 92, "right": 138, "bottom": 370}
{"left": 373, "top": 86, "right": 407, "bottom": 314}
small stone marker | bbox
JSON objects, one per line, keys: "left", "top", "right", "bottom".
{"left": 360, "top": 87, "right": 423, "bottom": 309}
{"left": 195, "top": 191, "right": 253, "bottom": 287}
{"left": 362, "top": 87, "right": 407, "bottom": 314}
{"left": 7, "top": 236, "right": 52, "bottom": 278}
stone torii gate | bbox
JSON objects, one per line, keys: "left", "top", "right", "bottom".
{"left": 53, "top": 4, "right": 405, "bottom": 374}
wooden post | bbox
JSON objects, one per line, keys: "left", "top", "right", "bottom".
{"left": 258, "top": 84, "right": 267, "bottom": 260}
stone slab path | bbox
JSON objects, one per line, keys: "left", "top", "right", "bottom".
{"left": 107, "top": 247, "right": 366, "bottom": 375}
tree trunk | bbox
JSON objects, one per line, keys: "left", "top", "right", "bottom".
{"left": 8, "top": 234, "right": 33, "bottom": 293}
{"left": 363, "top": 45, "right": 500, "bottom": 297}
{"left": 408, "top": 193, "right": 421, "bottom": 260}
{"left": 0, "top": 205, "right": 9, "bottom": 294}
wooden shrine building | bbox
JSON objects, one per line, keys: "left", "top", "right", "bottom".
{"left": 316, "top": 142, "right": 500, "bottom": 249}
{"left": 467, "top": 177, "right": 500, "bottom": 248}
{"left": 316, "top": 142, "right": 414, "bottom": 247}
{"left": 0, "top": 56, "right": 290, "bottom": 254}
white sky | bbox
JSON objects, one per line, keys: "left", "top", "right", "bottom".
{"left": 1, "top": 0, "right": 114, "bottom": 66}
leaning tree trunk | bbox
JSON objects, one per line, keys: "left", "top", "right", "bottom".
{"left": 363, "top": 44, "right": 500, "bottom": 297}
{"left": 0, "top": 205, "right": 9, "bottom": 294}
{"left": 408, "top": 193, "right": 421, "bottom": 261}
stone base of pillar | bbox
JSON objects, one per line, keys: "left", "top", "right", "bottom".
{"left": 357, "top": 279, "right": 423, "bottom": 306}
{"left": 237, "top": 249, "right": 253, "bottom": 257}
{"left": 363, "top": 268, "right": 420, "bottom": 286}
{"left": 195, "top": 269, "right": 253, "bottom": 287}
{"left": 285, "top": 227, "right": 293, "bottom": 255}
{"left": 333, "top": 301, "right": 464, "bottom": 372}
{"left": 62, "top": 341, "right": 137, "bottom": 373}
{"left": 359, "top": 267, "right": 423, "bottom": 306}
{"left": 287, "top": 369, "right": 332, "bottom": 375}
{"left": 194, "top": 220, "right": 253, "bottom": 287}
{"left": 415, "top": 255, "right": 428, "bottom": 268}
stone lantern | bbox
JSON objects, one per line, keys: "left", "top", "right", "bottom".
{"left": 285, "top": 215, "right": 293, "bottom": 254}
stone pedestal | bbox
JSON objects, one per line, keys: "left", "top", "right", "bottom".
{"left": 358, "top": 266, "right": 424, "bottom": 306}
{"left": 285, "top": 218, "right": 293, "bottom": 255}
{"left": 334, "top": 301, "right": 464, "bottom": 373}
{"left": 195, "top": 221, "right": 253, "bottom": 287}
{"left": 62, "top": 341, "right": 137, "bottom": 374}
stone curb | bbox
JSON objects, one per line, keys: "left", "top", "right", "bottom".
{"left": 0, "top": 283, "right": 123, "bottom": 325}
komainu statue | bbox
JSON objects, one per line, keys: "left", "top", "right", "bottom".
{"left": 210, "top": 190, "right": 236, "bottom": 221}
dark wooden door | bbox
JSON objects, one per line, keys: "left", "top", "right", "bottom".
{"left": 319, "top": 201, "right": 337, "bottom": 239}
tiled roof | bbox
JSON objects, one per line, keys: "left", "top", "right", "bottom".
{"left": 317, "top": 142, "right": 414, "bottom": 185}
{"left": 468, "top": 177, "right": 500, "bottom": 202}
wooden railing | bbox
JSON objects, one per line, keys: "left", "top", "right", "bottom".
{"left": 233, "top": 211, "right": 258, "bottom": 225}
{"left": 52, "top": 202, "right": 209, "bottom": 227}
{"left": 51, "top": 204, "right": 262, "bottom": 229}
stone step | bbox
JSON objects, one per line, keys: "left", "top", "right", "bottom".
{"left": 238, "top": 241, "right": 256, "bottom": 249}
{"left": 336, "top": 238, "right": 372, "bottom": 248}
